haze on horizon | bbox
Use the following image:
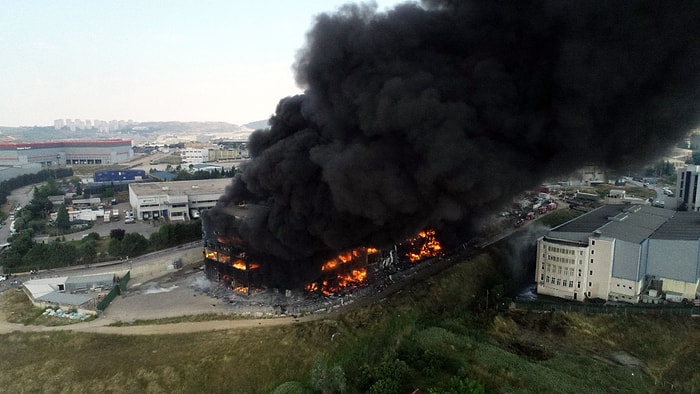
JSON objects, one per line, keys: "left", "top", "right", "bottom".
{"left": 0, "top": 0, "right": 407, "bottom": 128}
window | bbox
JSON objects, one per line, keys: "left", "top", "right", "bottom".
{"left": 546, "top": 276, "right": 550, "bottom": 283}
{"left": 557, "top": 279, "right": 561, "bottom": 286}
{"left": 569, "top": 281, "right": 574, "bottom": 288}
{"left": 588, "top": 282, "right": 592, "bottom": 287}
{"left": 591, "top": 240, "right": 596, "bottom": 245}
{"left": 591, "top": 250, "right": 594, "bottom": 255}
{"left": 591, "top": 259, "right": 594, "bottom": 264}
{"left": 541, "top": 274, "right": 544, "bottom": 281}
{"left": 577, "top": 282, "right": 581, "bottom": 288}
{"left": 578, "top": 269, "right": 582, "bottom": 277}
{"left": 590, "top": 270, "right": 593, "bottom": 275}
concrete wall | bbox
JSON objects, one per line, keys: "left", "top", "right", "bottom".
{"left": 114, "top": 246, "right": 203, "bottom": 282}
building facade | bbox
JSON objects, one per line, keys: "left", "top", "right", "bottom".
{"left": 678, "top": 164, "right": 700, "bottom": 211}
{"left": 0, "top": 140, "right": 133, "bottom": 167}
{"left": 536, "top": 204, "right": 700, "bottom": 303}
{"left": 128, "top": 178, "right": 231, "bottom": 221}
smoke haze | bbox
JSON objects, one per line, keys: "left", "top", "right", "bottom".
{"left": 208, "top": 0, "right": 700, "bottom": 286}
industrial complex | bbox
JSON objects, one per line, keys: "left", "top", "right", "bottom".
{"left": 536, "top": 204, "right": 700, "bottom": 304}
{"left": 0, "top": 139, "right": 133, "bottom": 166}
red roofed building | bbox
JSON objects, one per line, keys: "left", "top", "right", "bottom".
{"left": 0, "top": 139, "right": 133, "bottom": 166}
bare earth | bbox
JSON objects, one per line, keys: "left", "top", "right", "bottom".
{"left": 0, "top": 269, "right": 324, "bottom": 336}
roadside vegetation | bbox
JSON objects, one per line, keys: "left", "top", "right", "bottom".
{"left": 2, "top": 247, "right": 700, "bottom": 392}
{"left": 0, "top": 219, "right": 201, "bottom": 273}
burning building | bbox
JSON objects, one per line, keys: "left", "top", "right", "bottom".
{"left": 202, "top": 205, "right": 445, "bottom": 294}
{"left": 206, "top": 1, "right": 700, "bottom": 292}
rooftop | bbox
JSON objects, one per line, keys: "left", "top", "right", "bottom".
{"left": 549, "top": 204, "right": 686, "bottom": 244}
{"left": 129, "top": 178, "right": 231, "bottom": 196}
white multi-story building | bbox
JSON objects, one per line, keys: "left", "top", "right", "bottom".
{"left": 181, "top": 147, "right": 211, "bottom": 164}
{"left": 128, "top": 178, "right": 230, "bottom": 221}
{"left": 678, "top": 164, "right": 700, "bottom": 211}
{"left": 536, "top": 204, "right": 700, "bottom": 303}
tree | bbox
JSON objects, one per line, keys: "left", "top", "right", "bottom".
{"left": 120, "top": 233, "right": 149, "bottom": 257}
{"left": 108, "top": 238, "right": 122, "bottom": 257}
{"left": 110, "top": 228, "right": 126, "bottom": 241}
{"left": 56, "top": 204, "right": 70, "bottom": 230}
{"left": 310, "top": 356, "right": 346, "bottom": 394}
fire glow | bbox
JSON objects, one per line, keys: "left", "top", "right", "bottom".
{"left": 232, "top": 259, "right": 261, "bottom": 271}
{"left": 404, "top": 229, "right": 443, "bottom": 262}
{"left": 305, "top": 267, "right": 368, "bottom": 296}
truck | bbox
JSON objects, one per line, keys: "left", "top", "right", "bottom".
{"left": 111, "top": 209, "right": 119, "bottom": 221}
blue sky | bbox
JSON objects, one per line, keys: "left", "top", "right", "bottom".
{"left": 0, "top": 0, "right": 408, "bottom": 127}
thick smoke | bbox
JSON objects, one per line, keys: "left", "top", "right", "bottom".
{"left": 209, "top": 0, "right": 700, "bottom": 286}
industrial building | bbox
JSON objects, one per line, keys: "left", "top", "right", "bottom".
{"left": 0, "top": 139, "right": 133, "bottom": 166}
{"left": 94, "top": 169, "right": 146, "bottom": 183}
{"left": 536, "top": 204, "right": 700, "bottom": 303}
{"left": 128, "top": 178, "right": 231, "bottom": 221}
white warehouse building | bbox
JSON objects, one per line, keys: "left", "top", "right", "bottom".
{"left": 128, "top": 178, "right": 231, "bottom": 221}
{"left": 536, "top": 204, "right": 700, "bottom": 303}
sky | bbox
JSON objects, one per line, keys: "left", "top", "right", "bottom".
{"left": 0, "top": 0, "right": 408, "bottom": 127}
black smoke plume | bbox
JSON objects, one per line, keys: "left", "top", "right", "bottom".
{"left": 208, "top": 0, "right": 700, "bottom": 287}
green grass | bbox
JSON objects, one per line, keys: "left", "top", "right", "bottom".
{"left": 2, "top": 251, "right": 700, "bottom": 392}
{"left": 108, "top": 313, "right": 245, "bottom": 326}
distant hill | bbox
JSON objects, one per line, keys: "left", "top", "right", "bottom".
{"left": 243, "top": 120, "right": 270, "bottom": 130}
{"left": 135, "top": 121, "right": 247, "bottom": 133}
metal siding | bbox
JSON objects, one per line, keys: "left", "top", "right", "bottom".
{"left": 612, "top": 240, "right": 640, "bottom": 280}
{"left": 647, "top": 239, "right": 699, "bottom": 281}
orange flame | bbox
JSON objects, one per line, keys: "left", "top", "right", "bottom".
{"left": 404, "top": 229, "right": 443, "bottom": 262}
{"left": 232, "top": 259, "right": 260, "bottom": 270}
{"left": 321, "top": 246, "right": 378, "bottom": 271}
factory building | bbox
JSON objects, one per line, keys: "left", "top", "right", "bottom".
{"left": 536, "top": 204, "right": 700, "bottom": 303}
{"left": 128, "top": 178, "right": 230, "bottom": 221}
{"left": 0, "top": 140, "right": 133, "bottom": 167}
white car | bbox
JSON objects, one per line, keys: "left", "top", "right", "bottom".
{"left": 0, "top": 275, "right": 6, "bottom": 282}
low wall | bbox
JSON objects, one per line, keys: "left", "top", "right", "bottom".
{"left": 114, "top": 246, "right": 203, "bottom": 281}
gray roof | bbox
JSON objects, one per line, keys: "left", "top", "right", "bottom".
{"left": 38, "top": 292, "right": 92, "bottom": 306}
{"left": 650, "top": 211, "right": 700, "bottom": 240}
{"left": 549, "top": 205, "right": 678, "bottom": 244}
{"left": 130, "top": 178, "right": 230, "bottom": 196}
{"left": 65, "top": 273, "right": 114, "bottom": 286}
{"left": 600, "top": 206, "right": 674, "bottom": 243}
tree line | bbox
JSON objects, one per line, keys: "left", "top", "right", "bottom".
{"left": 1, "top": 220, "right": 202, "bottom": 272}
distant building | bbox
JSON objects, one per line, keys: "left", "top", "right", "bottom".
{"left": 93, "top": 169, "right": 146, "bottom": 183}
{"left": 536, "top": 204, "right": 700, "bottom": 303}
{"left": 181, "top": 147, "right": 210, "bottom": 164}
{"left": 190, "top": 163, "right": 223, "bottom": 173}
{"left": 128, "top": 178, "right": 230, "bottom": 221}
{"left": 0, "top": 139, "right": 133, "bottom": 167}
{"left": 678, "top": 164, "right": 700, "bottom": 211}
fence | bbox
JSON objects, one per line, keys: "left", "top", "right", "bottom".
{"left": 514, "top": 299, "right": 700, "bottom": 316}
{"left": 96, "top": 270, "right": 131, "bottom": 312}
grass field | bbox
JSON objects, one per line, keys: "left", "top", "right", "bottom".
{"left": 2, "top": 250, "right": 700, "bottom": 393}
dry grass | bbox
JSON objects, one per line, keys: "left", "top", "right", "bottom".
{"left": 2, "top": 250, "right": 700, "bottom": 392}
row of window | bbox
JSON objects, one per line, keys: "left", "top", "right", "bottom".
{"left": 542, "top": 274, "right": 582, "bottom": 289}
{"left": 542, "top": 264, "right": 584, "bottom": 277}
{"left": 547, "top": 245, "right": 576, "bottom": 255}
{"left": 546, "top": 255, "right": 576, "bottom": 264}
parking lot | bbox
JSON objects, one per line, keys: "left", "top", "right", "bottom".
{"left": 35, "top": 201, "right": 172, "bottom": 243}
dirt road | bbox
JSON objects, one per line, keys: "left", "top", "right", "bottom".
{"left": 0, "top": 269, "right": 326, "bottom": 335}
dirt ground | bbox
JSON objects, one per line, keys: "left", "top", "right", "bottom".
{"left": 0, "top": 268, "right": 324, "bottom": 336}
